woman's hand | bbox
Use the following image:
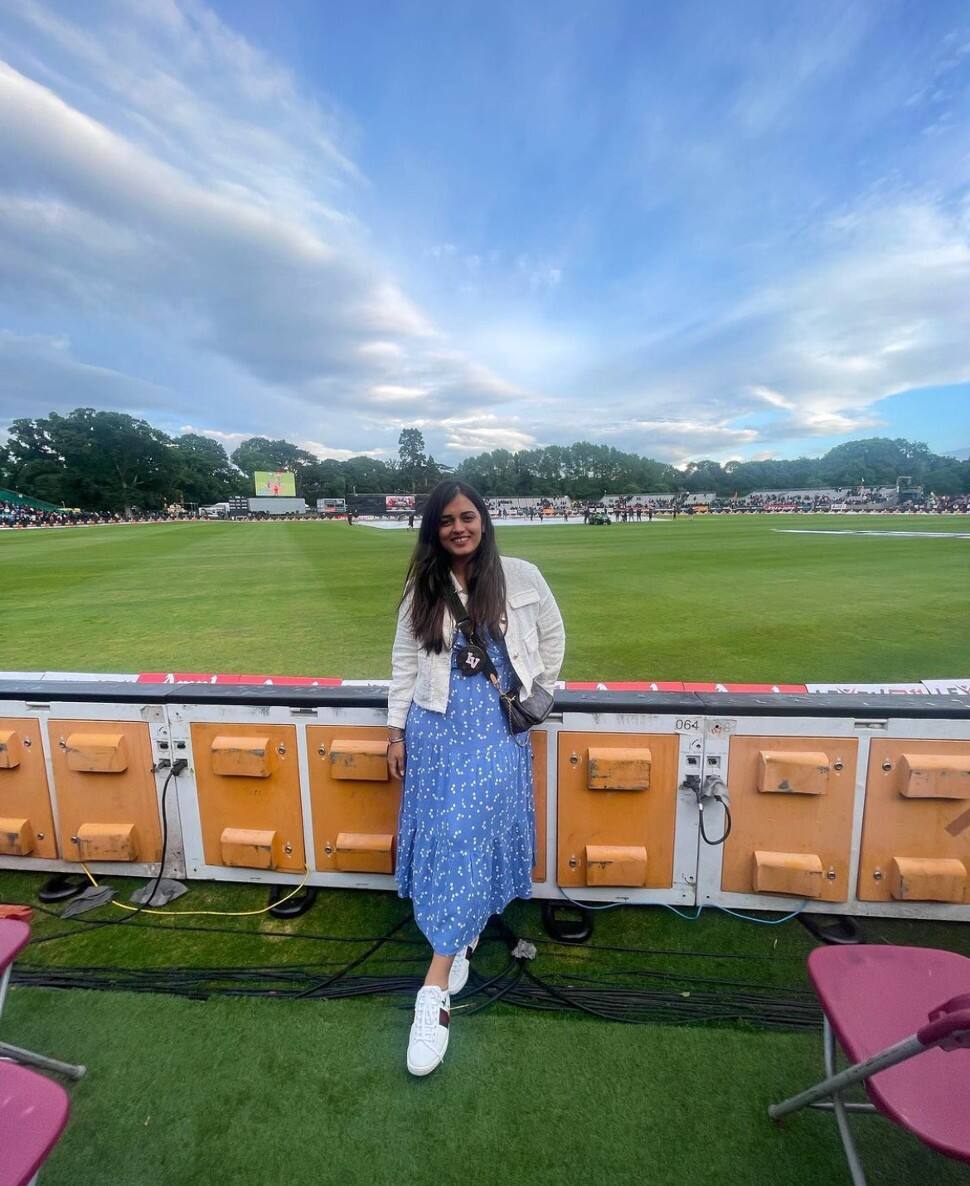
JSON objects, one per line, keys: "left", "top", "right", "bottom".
{"left": 387, "top": 739, "right": 406, "bottom": 780}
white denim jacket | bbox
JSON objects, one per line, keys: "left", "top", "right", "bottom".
{"left": 387, "top": 555, "right": 565, "bottom": 729}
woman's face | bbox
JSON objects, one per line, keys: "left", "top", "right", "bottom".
{"left": 438, "top": 493, "right": 483, "bottom": 563}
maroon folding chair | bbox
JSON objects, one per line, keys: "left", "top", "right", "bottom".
{"left": 0, "top": 920, "right": 85, "bottom": 1079}
{"left": 770, "top": 945, "right": 970, "bottom": 1185}
{"left": 0, "top": 1060, "right": 70, "bottom": 1186}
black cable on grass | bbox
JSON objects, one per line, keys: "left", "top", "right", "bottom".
{"left": 10, "top": 964, "right": 820, "bottom": 1029}
{"left": 293, "top": 912, "right": 415, "bottom": 999}
{"left": 17, "top": 900, "right": 429, "bottom": 949}
{"left": 17, "top": 897, "right": 806, "bottom": 964}
{"left": 9, "top": 876, "right": 821, "bottom": 1027}
{"left": 455, "top": 961, "right": 524, "bottom": 1016}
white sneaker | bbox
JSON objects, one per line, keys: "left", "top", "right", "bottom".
{"left": 447, "top": 935, "right": 480, "bottom": 996}
{"left": 406, "top": 985, "right": 450, "bottom": 1077}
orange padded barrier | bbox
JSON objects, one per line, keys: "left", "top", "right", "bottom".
{"left": 558, "top": 732, "right": 678, "bottom": 888}
{"left": 0, "top": 729, "right": 23, "bottom": 769}
{"left": 756, "top": 750, "right": 830, "bottom": 795}
{"left": 753, "top": 850, "right": 825, "bottom": 897}
{"left": 585, "top": 844, "right": 648, "bottom": 886}
{"left": 0, "top": 819, "right": 34, "bottom": 858}
{"left": 220, "top": 827, "right": 280, "bottom": 869}
{"left": 721, "top": 736, "right": 857, "bottom": 901}
{"left": 64, "top": 732, "right": 129, "bottom": 774}
{"left": 890, "top": 856, "right": 967, "bottom": 902}
{"left": 76, "top": 822, "right": 137, "bottom": 862}
{"left": 334, "top": 832, "right": 395, "bottom": 874}
{"left": 859, "top": 740, "right": 970, "bottom": 903}
{"left": 897, "top": 753, "right": 970, "bottom": 800}
{"left": 210, "top": 736, "right": 274, "bottom": 779}
{"left": 587, "top": 747, "right": 651, "bottom": 791}
{"left": 307, "top": 727, "right": 548, "bottom": 881}
{"left": 329, "top": 740, "right": 390, "bottom": 782}
{"left": 192, "top": 723, "right": 304, "bottom": 873}
{"left": 48, "top": 719, "right": 160, "bottom": 863}
{"left": 0, "top": 719, "right": 57, "bottom": 860}
{"left": 307, "top": 726, "right": 401, "bottom": 876}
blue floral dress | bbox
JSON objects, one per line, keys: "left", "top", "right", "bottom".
{"left": 395, "top": 625, "right": 536, "bottom": 955}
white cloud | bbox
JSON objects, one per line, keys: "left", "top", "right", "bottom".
{"left": 301, "top": 439, "right": 386, "bottom": 461}
{"left": 365, "top": 384, "right": 430, "bottom": 405}
{"left": 178, "top": 424, "right": 252, "bottom": 446}
{"left": 444, "top": 426, "right": 537, "bottom": 453}
{"left": 0, "top": 5, "right": 529, "bottom": 452}
{"left": 0, "top": 1, "right": 967, "bottom": 473}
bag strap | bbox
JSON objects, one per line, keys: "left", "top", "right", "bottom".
{"left": 446, "top": 586, "right": 502, "bottom": 688}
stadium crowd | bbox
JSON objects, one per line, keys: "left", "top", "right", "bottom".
{"left": 3, "top": 490, "right": 969, "bottom": 530}
{"left": 0, "top": 500, "right": 199, "bottom": 529}
{"left": 483, "top": 489, "right": 970, "bottom": 519}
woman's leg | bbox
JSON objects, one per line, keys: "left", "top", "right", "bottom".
{"left": 423, "top": 952, "right": 456, "bottom": 989}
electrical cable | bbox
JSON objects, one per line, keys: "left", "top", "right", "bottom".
{"left": 661, "top": 901, "right": 808, "bottom": 925}
{"left": 100, "top": 763, "right": 179, "bottom": 927}
{"left": 80, "top": 863, "right": 311, "bottom": 919}
{"left": 75, "top": 759, "right": 312, "bottom": 920}
{"left": 714, "top": 902, "right": 808, "bottom": 925}
{"left": 293, "top": 912, "right": 414, "bottom": 998}
{"left": 661, "top": 904, "right": 704, "bottom": 921}
{"left": 15, "top": 900, "right": 809, "bottom": 960}
{"left": 8, "top": 851, "right": 817, "bottom": 1028}
{"left": 8, "top": 961, "right": 821, "bottom": 1029}
{"left": 9, "top": 897, "right": 822, "bottom": 1029}
{"left": 557, "top": 886, "right": 624, "bottom": 911}
{"left": 699, "top": 794, "right": 732, "bottom": 845}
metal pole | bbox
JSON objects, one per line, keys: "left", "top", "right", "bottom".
{"left": 769, "top": 1031, "right": 925, "bottom": 1119}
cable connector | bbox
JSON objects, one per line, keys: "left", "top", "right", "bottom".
{"left": 171, "top": 758, "right": 188, "bottom": 775}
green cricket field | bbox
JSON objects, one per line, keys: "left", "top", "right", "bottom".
{"left": 1, "top": 514, "right": 968, "bottom": 683}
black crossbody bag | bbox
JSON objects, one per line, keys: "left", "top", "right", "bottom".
{"left": 447, "top": 587, "right": 553, "bottom": 739}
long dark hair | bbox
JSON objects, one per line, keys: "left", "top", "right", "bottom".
{"left": 400, "top": 480, "right": 507, "bottom": 653}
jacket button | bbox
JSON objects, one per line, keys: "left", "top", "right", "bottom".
{"left": 513, "top": 651, "right": 519, "bottom": 658}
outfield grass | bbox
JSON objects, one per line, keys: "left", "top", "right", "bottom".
{"left": 3, "top": 517, "right": 970, "bottom": 1184}
{"left": 1, "top": 514, "right": 969, "bottom": 681}
{"left": 5, "top": 869, "right": 970, "bottom": 1186}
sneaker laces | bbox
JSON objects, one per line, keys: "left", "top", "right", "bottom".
{"left": 413, "top": 989, "right": 445, "bottom": 1043}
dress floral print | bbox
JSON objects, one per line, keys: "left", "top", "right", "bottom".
{"left": 395, "top": 625, "right": 535, "bottom": 954}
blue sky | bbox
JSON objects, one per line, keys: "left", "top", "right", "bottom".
{"left": 0, "top": 0, "right": 968, "bottom": 465}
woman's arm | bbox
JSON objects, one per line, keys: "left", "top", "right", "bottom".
{"left": 387, "top": 591, "right": 419, "bottom": 731}
{"left": 387, "top": 592, "right": 418, "bottom": 780}
{"left": 532, "top": 566, "right": 565, "bottom": 692}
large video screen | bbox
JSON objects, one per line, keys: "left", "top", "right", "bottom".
{"left": 254, "top": 471, "right": 296, "bottom": 497}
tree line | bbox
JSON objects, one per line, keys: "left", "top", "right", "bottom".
{"left": 1, "top": 406, "right": 967, "bottom": 514}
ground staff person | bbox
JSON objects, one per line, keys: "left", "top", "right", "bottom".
{"left": 387, "top": 479, "right": 565, "bottom": 1076}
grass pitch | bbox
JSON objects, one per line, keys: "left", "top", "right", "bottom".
{"left": 6, "top": 870, "right": 970, "bottom": 1186}
{"left": 1, "top": 514, "right": 969, "bottom": 680}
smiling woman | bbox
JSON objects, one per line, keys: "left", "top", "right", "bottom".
{"left": 385, "top": 479, "right": 565, "bottom": 1077}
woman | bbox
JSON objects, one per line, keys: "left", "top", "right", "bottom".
{"left": 387, "top": 479, "right": 565, "bottom": 1076}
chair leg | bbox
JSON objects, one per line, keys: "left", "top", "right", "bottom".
{"left": 2, "top": 963, "right": 86, "bottom": 1079}
{"left": 769, "top": 1020, "right": 929, "bottom": 1186}
{"left": 0, "top": 964, "right": 11, "bottom": 1020}
{"left": 0, "top": 1041, "right": 86, "bottom": 1080}
{"left": 822, "top": 1017, "right": 868, "bottom": 1186}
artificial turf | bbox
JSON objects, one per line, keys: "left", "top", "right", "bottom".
{"left": 5, "top": 868, "right": 970, "bottom": 1186}
{"left": 0, "top": 514, "right": 968, "bottom": 682}
{"left": 6, "top": 986, "right": 970, "bottom": 1186}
